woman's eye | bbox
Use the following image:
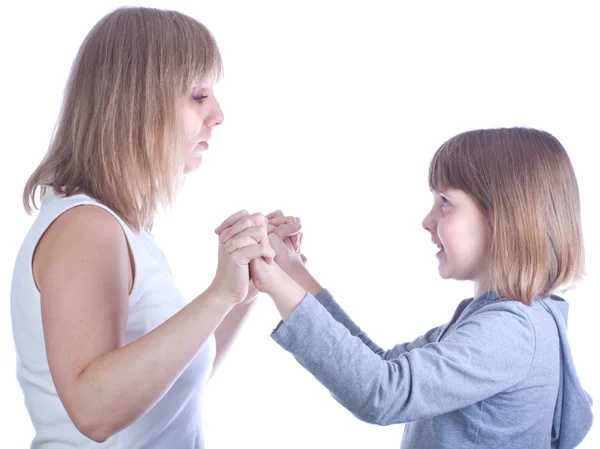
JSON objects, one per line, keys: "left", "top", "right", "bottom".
{"left": 192, "top": 94, "right": 208, "bottom": 102}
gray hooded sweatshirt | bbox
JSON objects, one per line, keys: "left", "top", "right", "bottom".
{"left": 271, "top": 289, "right": 593, "bottom": 448}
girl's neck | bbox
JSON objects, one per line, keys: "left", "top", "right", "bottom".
{"left": 474, "top": 276, "right": 493, "bottom": 299}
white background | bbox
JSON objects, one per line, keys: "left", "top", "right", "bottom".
{"left": 1, "top": 1, "right": 598, "bottom": 447}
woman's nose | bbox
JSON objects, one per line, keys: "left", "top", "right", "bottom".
{"left": 207, "top": 98, "right": 224, "bottom": 127}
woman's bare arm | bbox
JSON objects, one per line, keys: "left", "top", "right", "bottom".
{"left": 36, "top": 206, "right": 233, "bottom": 442}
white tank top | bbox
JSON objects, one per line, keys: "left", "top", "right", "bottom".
{"left": 10, "top": 187, "right": 216, "bottom": 449}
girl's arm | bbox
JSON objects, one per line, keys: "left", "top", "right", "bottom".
{"left": 253, "top": 259, "right": 535, "bottom": 425}
{"left": 269, "top": 233, "right": 450, "bottom": 359}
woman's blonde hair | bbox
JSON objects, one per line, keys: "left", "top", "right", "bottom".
{"left": 23, "top": 6, "right": 223, "bottom": 231}
{"left": 428, "top": 127, "right": 584, "bottom": 305}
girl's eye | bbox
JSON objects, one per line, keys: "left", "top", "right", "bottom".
{"left": 440, "top": 195, "right": 449, "bottom": 206}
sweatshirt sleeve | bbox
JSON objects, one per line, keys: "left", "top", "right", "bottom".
{"left": 313, "top": 289, "right": 446, "bottom": 359}
{"left": 271, "top": 293, "right": 535, "bottom": 425}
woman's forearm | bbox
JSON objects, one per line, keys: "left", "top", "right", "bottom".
{"left": 211, "top": 299, "right": 256, "bottom": 376}
{"left": 70, "top": 289, "right": 232, "bottom": 442}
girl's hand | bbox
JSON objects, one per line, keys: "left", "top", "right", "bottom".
{"left": 266, "top": 210, "right": 307, "bottom": 274}
{"left": 266, "top": 210, "right": 302, "bottom": 253}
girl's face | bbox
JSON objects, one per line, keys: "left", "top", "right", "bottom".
{"left": 178, "top": 83, "right": 224, "bottom": 173}
{"left": 422, "top": 188, "right": 493, "bottom": 295}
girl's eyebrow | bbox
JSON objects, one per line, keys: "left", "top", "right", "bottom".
{"left": 440, "top": 188, "right": 458, "bottom": 198}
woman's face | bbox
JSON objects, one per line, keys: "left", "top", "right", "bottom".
{"left": 179, "top": 82, "right": 224, "bottom": 173}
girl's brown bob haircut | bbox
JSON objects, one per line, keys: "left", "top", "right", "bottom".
{"left": 429, "top": 127, "right": 584, "bottom": 305}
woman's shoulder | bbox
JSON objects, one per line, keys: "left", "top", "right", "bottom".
{"left": 45, "top": 204, "right": 126, "bottom": 242}
{"left": 33, "top": 204, "right": 134, "bottom": 293}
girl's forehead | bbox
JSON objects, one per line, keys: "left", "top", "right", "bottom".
{"left": 432, "top": 187, "right": 461, "bottom": 197}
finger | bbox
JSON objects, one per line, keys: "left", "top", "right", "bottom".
{"left": 220, "top": 213, "right": 266, "bottom": 243}
{"left": 266, "top": 210, "right": 285, "bottom": 219}
{"left": 289, "top": 234, "right": 298, "bottom": 253}
{"left": 233, "top": 240, "right": 275, "bottom": 265}
{"left": 220, "top": 216, "right": 253, "bottom": 243}
{"left": 286, "top": 217, "right": 300, "bottom": 253}
{"left": 267, "top": 232, "right": 289, "bottom": 253}
{"left": 267, "top": 217, "right": 295, "bottom": 234}
{"left": 224, "top": 235, "right": 257, "bottom": 254}
{"left": 291, "top": 219, "right": 300, "bottom": 245}
{"left": 232, "top": 244, "right": 265, "bottom": 266}
{"left": 229, "top": 225, "right": 270, "bottom": 248}
{"left": 288, "top": 217, "right": 301, "bottom": 252}
{"left": 215, "top": 209, "right": 249, "bottom": 234}
{"left": 273, "top": 222, "right": 301, "bottom": 240}
{"left": 267, "top": 215, "right": 295, "bottom": 227}
{"left": 259, "top": 234, "right": 276, "bottom": 263}
{"left": 247, "top": 212, "right": 268, "bottom": 227}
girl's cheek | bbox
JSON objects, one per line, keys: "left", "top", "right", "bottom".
{"left": 437, "top": 217, "right": 450, "bottom": 240}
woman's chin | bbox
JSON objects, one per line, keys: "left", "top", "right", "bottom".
{"left": 184, "top": 156, "right": 203, "bottom": 174}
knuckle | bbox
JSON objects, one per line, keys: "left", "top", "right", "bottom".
{"left": 250, "top": 213, "right": 265, "bottom": 226}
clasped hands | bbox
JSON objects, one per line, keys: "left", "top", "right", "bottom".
{"left": 208, "top": 209, "right": 307, "bottom": 306}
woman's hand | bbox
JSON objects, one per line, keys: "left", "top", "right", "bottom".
{"left": 210, "top": 210, "right": 274, "bottom": 306}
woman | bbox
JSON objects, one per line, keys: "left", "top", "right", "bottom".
{"left": 11, "top": 6, "right": 297, "bottom": 448}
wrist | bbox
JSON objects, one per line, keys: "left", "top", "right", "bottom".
{"left": 203, "top": 285, "right": 239, "bottom": 312}
{"left": 237, "top": 293, "right": 260, "bottom": 309}
{"left": 260, "top": 262, "right": 289, "bottom": 297}
{"left": 266, "top": 268, "right": 307, "bottom": 321}
{"left": 287, "top": 265, "right": 323, "bottom": 297}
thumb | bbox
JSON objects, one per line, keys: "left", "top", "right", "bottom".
{"left": 268, "top": 233, "right": 290, "bottom": 253}
{"left": 274, "top": 221, "right": 301, "bottom": 239}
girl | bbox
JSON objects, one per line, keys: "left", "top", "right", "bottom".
{"left": 217, "top": 127, "right": 593, "bottom": 448}
{"left": 11, "top": 7, "right": 293, "bottom": 448}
